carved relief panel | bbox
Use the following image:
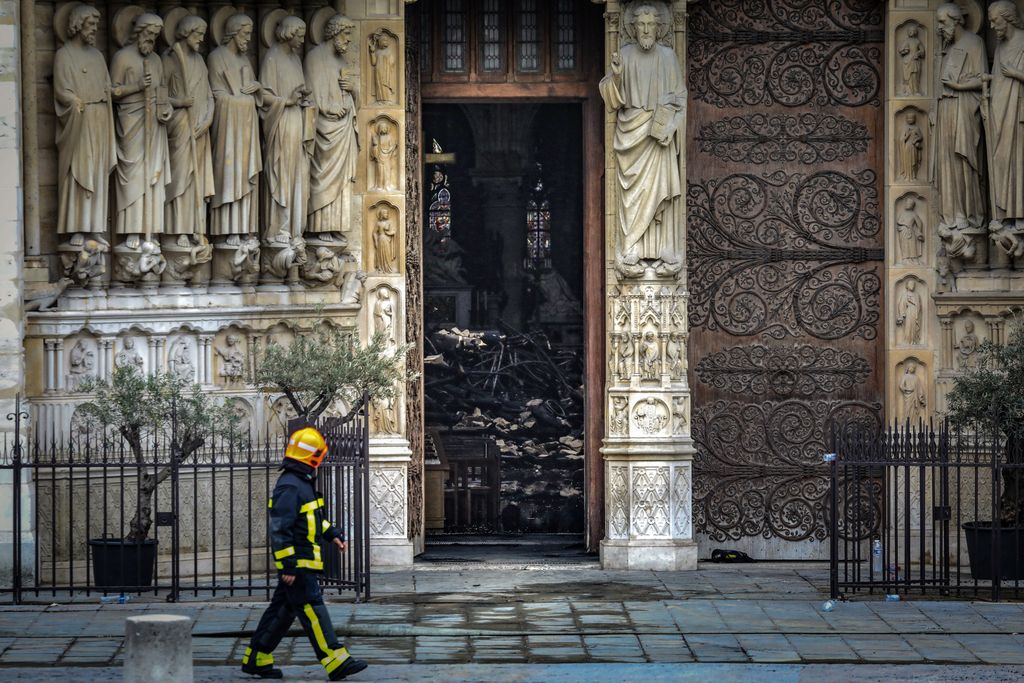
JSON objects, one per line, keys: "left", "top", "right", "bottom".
{"left": 687, "top": 0, "right": 885, "bottom": 558}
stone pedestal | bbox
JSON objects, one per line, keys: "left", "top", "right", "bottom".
{"left": 601, "top": 440, "right": 697, "bottom": 570}
{"left": 368, "top": 435, "right": 414, "bottom": 567}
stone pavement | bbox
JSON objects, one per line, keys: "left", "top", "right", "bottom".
{"left": 1, "top": 564, "right": 1023, "bottom": 676}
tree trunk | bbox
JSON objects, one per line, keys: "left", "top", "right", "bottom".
{"left": 1001, "top": 432, "right": 1024, "bottom": 526}
{"left": 125, "top": 436, "right": 204, "bottom": 543}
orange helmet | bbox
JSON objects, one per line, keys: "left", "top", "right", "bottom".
{"left": 285, "top": 427, "right": 328, "bottom": 468}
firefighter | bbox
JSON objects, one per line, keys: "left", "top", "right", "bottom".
{"left": 242, "top": 427, "right": 368, "bottom": 680}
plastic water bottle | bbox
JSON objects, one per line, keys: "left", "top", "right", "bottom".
{"left": 100, "top": 593, "right": 130, "bottom": 604}
{"left": 884, "top": 594, "right": 901, "bottom": 602}
{"left": 871, "top": 538, "right": 882, "bottom": 574}
{"left": 822, "top": 600, "right": 836, "bottom": 612}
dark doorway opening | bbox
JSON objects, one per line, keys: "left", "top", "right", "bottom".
{"left": 419, "top": 103, "right": 586, "bottom": 557}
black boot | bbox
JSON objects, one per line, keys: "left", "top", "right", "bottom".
{"left": 241, "top": 661, "right": 284, "bottom": 679}
{"left": 328, "top": 657, "right": 368, "bottom": 681}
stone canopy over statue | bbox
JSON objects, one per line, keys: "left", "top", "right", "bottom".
{"left": 599, "top": 1, "right": 685, "bottom": 279}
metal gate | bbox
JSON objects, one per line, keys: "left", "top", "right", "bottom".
{"left": 1, "top": 395, "right": 370, "bottom": 604}
{"left": 686, "top": 0, "right": 885, "bottom": 559}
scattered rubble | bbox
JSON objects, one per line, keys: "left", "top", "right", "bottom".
{"left": 425, "top": 327, "right": 584, "bottom": 533}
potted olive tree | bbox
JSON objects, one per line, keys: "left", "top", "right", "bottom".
{"left": 253, "top": 325, "right": 408, "bottom": 424}
{"left": 78, "top": 367, "right": 238, "bottom": 588}
{"left": 946, "top": 321, "right": 1024, "bottom": 580}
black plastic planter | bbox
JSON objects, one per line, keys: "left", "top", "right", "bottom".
{"left": 963, "top": 522, "right": 1024, "bottom": 581}
{"left": 88, "top": 538, "right": 157, "bottom": 589}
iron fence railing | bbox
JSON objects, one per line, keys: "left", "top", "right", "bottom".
{"left": 829, "top": 420, "right": 1023, "bottom": 602}
{"left": 0, "top": 395, "right": 370, "bottom": 604}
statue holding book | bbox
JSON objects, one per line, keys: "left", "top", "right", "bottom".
{"left": 599, "top": 1, "right": 685, "bottom": 278}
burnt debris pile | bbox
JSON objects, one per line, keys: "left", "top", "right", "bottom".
{"left": 425, "top": 327, "right": 584, "bottom": 533}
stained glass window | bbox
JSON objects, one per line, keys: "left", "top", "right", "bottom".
{"left": 517, "top": 0, "right": 540, "bottom": 72}
{"left": 443, "top": 0, "right": 467, "bottom": 72}
{"left": 481, "top": 0, "right": 504, "bottom": 73}
{"left": 524, "top": 166, "right": 552, "bottom": 272}
{"left": 428, "top": 168, "right": 453, "bottom": 245}
{"left": 554, "top": 0, "right": 577, "bottom": 71}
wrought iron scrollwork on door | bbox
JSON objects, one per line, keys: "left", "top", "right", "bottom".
{"left": 696, "top": 113, "right": 871, "bottom": 165}
{"left": 688, "top": 0, "right": 883, "bottom": 108}
{"left": 692, "top": 399, "right": 882, "bottom": 543}
{"left": 687, "top": 171, "right": 882, "bottom": 341}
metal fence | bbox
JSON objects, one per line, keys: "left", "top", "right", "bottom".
{"left": 1, "top": 395, "right": 370, "bottom": 604}
{"left": 829, "top": 421, "right": 1024, "bottom": 602}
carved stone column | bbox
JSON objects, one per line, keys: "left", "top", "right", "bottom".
{"left": 599, "top": 0, "right": 697, "bottom": 570}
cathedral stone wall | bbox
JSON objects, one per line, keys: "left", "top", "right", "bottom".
{"left": 15, "top": 0, "right": 413, "bottom": 567}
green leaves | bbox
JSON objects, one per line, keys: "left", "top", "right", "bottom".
{"left": 947, "top": 317, "right": 1024, "bottom": 442}
{"left": 252, "top": 324, "right": 413, "bottom": 421}
{"left": 77, "top": 366, "right": 239, "bottom": 455}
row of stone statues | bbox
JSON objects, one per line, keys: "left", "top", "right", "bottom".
{"left": 931, "top": 2, "right": 1024, "bottom": 268}
{"left": 54, "top": 4, "right": 400, "bottom": 290}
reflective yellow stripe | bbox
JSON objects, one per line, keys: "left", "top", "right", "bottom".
{"left": 256, "top": 652, "right": 274, "bottom": 667}
{"left": 303, "top": 603, "right": 331, "bottom": 655}
{"left": 322, "top": 520, "right": 331, "bottom": 533}
{"left": 275, "top": 561, "right": 284, "bottom": 570}
{"left": 299, "top": 499, "right": 321, "bottom": 513}
{"left": 267, "top": 498, "right": 273, "bottom": 509}
{"left": 296, "top": 558, "right": 323, "bottom": 570}
{"left": 242, "top": 646, "right": 252, "bottom": 664}
{"left": 274, "top": 546, "right": 296, "bottom": 560}
{"left": 322, "top": 647, "right": 350, "bottom": 673}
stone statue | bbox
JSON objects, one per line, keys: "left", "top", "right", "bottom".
{"left": 215, "top": 333, "right": 245, "bottom": 382}
{"left": 269, "top": 396, "right": 297, "bottom": 435}
{"left": 68, "top": 338, "right": 96, "bottom": 389}
{"left": 987, "top": 2, "right": 1024, "bottom": 243}
{"left": 231, "top": 235, "right": 262, "bottom": 281}
{"left": 898, "top": 359, "right": 927, "bottom": 424}
{"left": 610, "top": 396, "right": 629, "bottom": 436}
{"left": 936, "top": 245, "right": 958, "bottom": 293}
{"left": 260, "top": 15, "right": 313, "bottom": 244}
{"left": 62, "top": 238, "right": 109, "bottom": 285}
{"left": 208, "top": 14, "right": 263, "bottom": 240}
{"left": 302, "top": 246, "right": 345, "bottom": 287}
{"left": 666, "top": 333, "right": 683, "bottom": 378}
{"left": 305, "top": 14, "right": 359, "bottom": 240}
{"left": 896, "top": 279, "right": 923, "bottom": 346}
{"left": 936, "top": 4, "right": 987, "bottom": 241}
{"left": 895, "top": 196, "right": 925, "bottom": 264}
{"left": 115, "top": 337, "right": 145, "bottom": 371}
{"left": 899, "top": 111, "right": 924, "bottom": 181}
{"left": 373, "top": 206, "right": 398, "bottom": 273}
{"left": 423, "top": 227, "right": 468, "bottom": 284}
{"left": 634, "top": 397, "right": 668, "bottom": 435}
{"left": 671, "top": 396, "right": 688, "bottom": 436}
{"left": 368, "top": 29, "right": 397, "bottom": 105}
{"left": 599, "top": 2, "right": 685, "bottom": 276}
{"left": 115, "top": 238, "right": 166, "bottom": 281}
{"left": 54, "top": 3, "right": 116, "bottom": 250}
{"left": 372, "top": 396, "right": 398, "bottom": 434}
{"left": 617, "top": 334, "right": 634, "bottom": 380}
{"left": 163, "top": 13, "right": 215, "bottom": 248}
{"left": 536, "top": 269, "right": 581, "bottom": 321}
{"left": 899, "top": 24, "right": 925, "bottom": 96}
{"left": 340, "top": 269, "right": 367, "bottom": 304}
{"left": 168, "top": 339, "right": 195, "bottom": 381}
{"left": 370, "top": 119, "right": 399, "bottom": 191}
{"left": 374, "top": 287, "right": 396, "bottom": 344}
{"left": 110, "top": 12, "right": 172, "bottom": 252}
{"left": 957, "top": 319, "right": 980, "bottom": 369}
{"left": 640, "top": 331, "right": 660, "bottom": 379}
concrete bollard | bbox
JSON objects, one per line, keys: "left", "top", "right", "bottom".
{"left": 124, "top": 614, "right": 193, "bottom": 683}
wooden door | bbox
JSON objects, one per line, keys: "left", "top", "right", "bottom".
{"left": 686, "top": 0, "right": 885, "bottom": 559}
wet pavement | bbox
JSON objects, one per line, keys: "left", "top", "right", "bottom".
{"left": 1, "top": 563, "right": 1023, "bottom": 676}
